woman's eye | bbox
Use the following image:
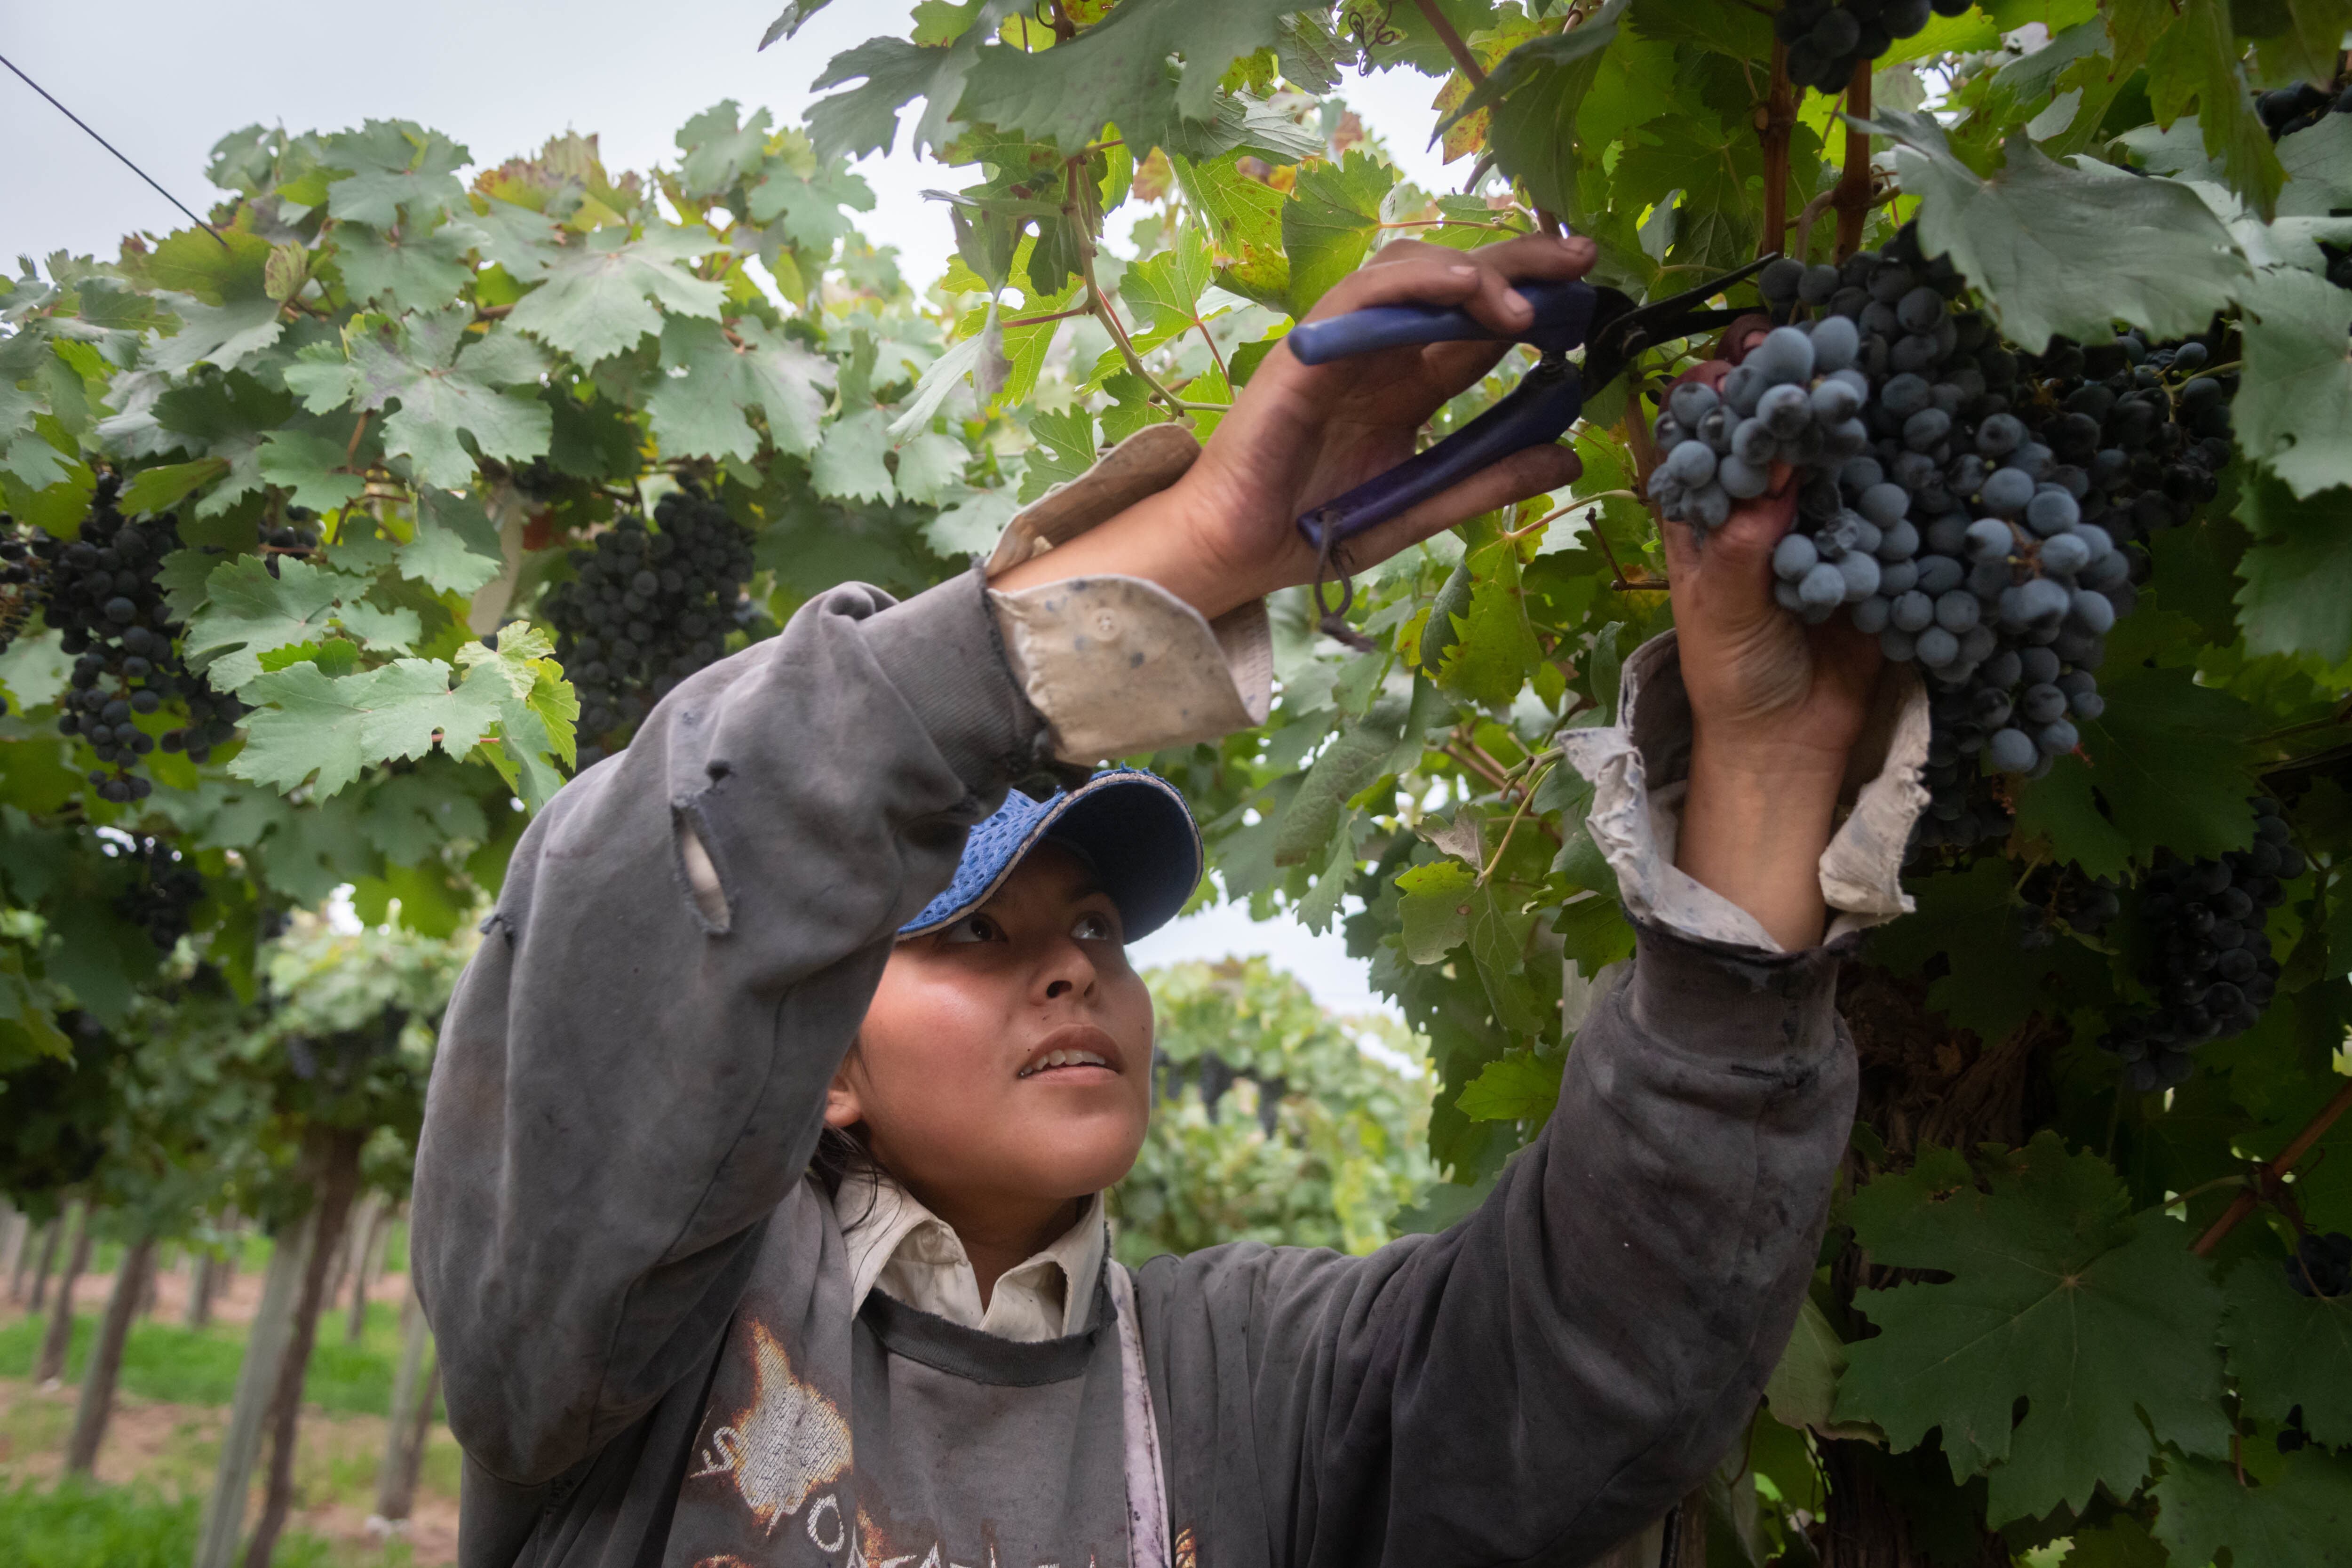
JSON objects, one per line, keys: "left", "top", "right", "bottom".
{"left": 941, "top": 914, "right": 1002, "bottom": 945}
{"left": 1073, "top": 910, "right": 1119, "bottom": 943}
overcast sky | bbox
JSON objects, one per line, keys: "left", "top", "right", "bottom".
{"left": 2, "top": 1, "right": 1459, "bottom": 283}
{"left": 5, "top": 2, "right": 1471, "bottom": 1018}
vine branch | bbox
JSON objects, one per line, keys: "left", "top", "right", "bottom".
{"left": 1759, "top": 43, "right": 1797, "bottom": 257}
{"left": 1832, "top": 61, "right": 1875, "bottom": 258}
{"left": 1415, "top": 0, "right": 1487, "bottom": 86}
{"left": 2191, "top": 1077, "right": 2352, "bottom": 1257}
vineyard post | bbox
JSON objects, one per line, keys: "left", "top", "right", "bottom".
{"left": 193, "top": 1207, "right": 315, "bottom": 1568}
{"left": 375, "top": 1272, "right": 436, "bottom": 1527}
{"left": 22, "top": 1216, "right": 60, "bottom": 1310}
{"left": 65, "top": 1229, "right": 154, "bottom": 1474}
{"left": 34, "top": 1199, "right": 92, "bottom": 1384}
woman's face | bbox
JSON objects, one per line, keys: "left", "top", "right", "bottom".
{"left": 829, "top": 844, "right": 1155, "bottom": 1219}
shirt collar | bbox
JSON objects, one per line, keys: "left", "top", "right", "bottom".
{"left": 834, "top": 1166, "right": 1106, "bottom": 1341}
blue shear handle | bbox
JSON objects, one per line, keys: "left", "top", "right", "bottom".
{"left": 1287, "top": 278, "right": 1598, "bottom": 366}
{"left": 1295, "top": 366, "right": 1587, "bottom": 552}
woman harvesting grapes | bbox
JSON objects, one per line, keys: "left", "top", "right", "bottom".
{"left": 414, "top": 234, "right": 1927, "bottom": 1568}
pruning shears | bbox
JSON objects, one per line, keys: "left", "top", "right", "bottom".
{"left": 1285, "top": 253, "right": 1783, "bottom": 618}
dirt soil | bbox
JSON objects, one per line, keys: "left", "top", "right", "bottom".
{"left": 0, "top": 1375, "right": 460, "bottom": 1567}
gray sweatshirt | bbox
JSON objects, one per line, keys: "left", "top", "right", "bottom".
{"left": 413, "top": 561, "right": 1864, "bottom": 1568}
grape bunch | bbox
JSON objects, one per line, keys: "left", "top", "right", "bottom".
{"left": 2101, "top": 798, "right": 2302, "bottom": 1091}
{"left": 2014, "top": 865, "right": 2120, "bottom": 951}
{"left": 1648, "top": 222, "right": 2243, "bottom": 852}
{"left": 30, "top": 477, "right": 246, "bottom": 803}
{"left": 543, "top": 488, "right": 755, "bottom": 768}
{"left": 1773, "top": 0, "right": 1973, "bottom": 95}
{"left": 2257, "top": 77, "right": 2351, "bottom": 139}
{"left": 110, "top": 834, "right": 205, "bottom": 953}
{"left": 2287, "top": 1231, "right": 2352, "bottom": 1300}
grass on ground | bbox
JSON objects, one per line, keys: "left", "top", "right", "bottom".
{"left": 0, "top": 1300, "right": 417, "bottom": 1416}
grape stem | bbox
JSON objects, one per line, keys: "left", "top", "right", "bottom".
{"left": 1758, "top": 43, "right": 1797, "bottom": 260}
{"left": 1414, "top": 0, "right": 1487, "bottom": 87}
{"left": 2190, "top": 1076, "right": 2352, "bottom": 1257}
{"left": 1480, "top": 761, "right": 1550, "bottom": 884}
{"left": 1832, "top": 60, "right": 1875, "bottom": 259}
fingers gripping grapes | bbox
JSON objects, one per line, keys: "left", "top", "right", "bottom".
{"left": 1651, "top": 221, "right": 2232, "bottom": 856}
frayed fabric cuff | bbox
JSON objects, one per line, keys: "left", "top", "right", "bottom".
{"left": 980, "top": 424, "right": 1273, "bottom": 763}
{"left": 1559, "top": 630, "right": 1931, "bottom": 955}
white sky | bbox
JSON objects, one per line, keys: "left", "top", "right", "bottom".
{"left": 13, "top": 2, "right": 1466, "bottom": 1019}
{"left": 2, "top": 1, "right": 1462, "bottom": 284}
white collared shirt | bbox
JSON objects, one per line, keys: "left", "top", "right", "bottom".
{"left": 834, "top": 1169, "right": 1106, "bottom": 1343}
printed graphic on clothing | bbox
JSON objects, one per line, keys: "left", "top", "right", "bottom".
{"left": 688, "top": 1317, "right": 855, "bottom": 1536}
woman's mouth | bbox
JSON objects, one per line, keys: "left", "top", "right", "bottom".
{"left": 1015, "top": 1028, "right": 1124, "bottom": 1080}
{"left": 1017, "top": 1048, "right": 1113, "bottom": 1079}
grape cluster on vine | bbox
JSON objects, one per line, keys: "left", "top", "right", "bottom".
{"left": 30, "top": 476, "right": 246, "bottom": 803}
{"left": 2014, "top": 865, "right": 2120, "bottom": 951}
{"left": 110, "top": 833, "right": 205, "bottom": 953}
{"left": 2257, "top": 77, "right": 2351, "bottom": 139}
{"left": 2101, "top": 797, "right": 2302, "bottom": 1091}
{"left": 2286, "top": 1231, "right": 2352, "bottom": 1300}
{"left": 1773, "top": 0, "right": 1972, "bottom": 94}
{"left": 1651, "top": 222, "right": 2241, "bottom": 852}
{"left": 543, "top": 488, "right": 755, "bottom": 769}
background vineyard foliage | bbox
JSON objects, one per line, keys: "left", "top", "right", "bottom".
{"left": 0, "top": 0, "right": 2349, "bottom": 1560}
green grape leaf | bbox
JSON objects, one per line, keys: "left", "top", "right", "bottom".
{"left": 255, "top": 432, "right": 364, "bottom": 514}
{"left": 747, "top": 156, "right": 877, "bottom": 259}
{"left": 117, "top": 457, "right": 230, "bottom": 516}
{"left": 1281, "top": 151, "right": 1398, "bottom": 316}
{"left": 1275, "top": 697, "right": 1406, "bottom": 867}
{"left": 1120, "top": 224, "right": 1216, "bottom": 355}
{"left": 2058, "top": 1516, "right": 2169, "bottom": 1568}
{"left": 322, "top": 121, "right": 470, "bottom": 229}
{"left": 229, "top": 658, "right": 480, "bottom": 798}
{"left": 1435, "top": 537, "right": 1542, "bottom": 710}
{"left": 1398, "top": 858, "right": 1477, "bottom": 965}
{"left": 331, "top": 313, "right": 553, "bottom": 492}
{"left": 183, "top": 556, "right": 354, "bottom": 692}
{"left": 2222, "top": 1254, "right": 2352, "bottom": 1449}
{"left": 454, "top": 624, "right": 578, "bottom": 811}
{"left": 1455, "top": 1051, "right": 1561, "bottom": 1123}
{"left": 2234, "top": 265, "right": 2352, "bottom": 499}
{"left": 811, "top": 406, "right": 896, "bottom": 504}
{"left": 955, "top": 0, "right": 1305, "bottom": 155}
{"left": 146, "top": 297, "right": 285, "bottom": 377}
{"left": 333, "top": 596, "right": 421, "bottom": 651}
{"left": 1171, "top": 151, "right": 1290, "bottom": 311}
{"left": 2153, "top": 1448, "right": 2352, "bottom": 1568}
{"left": 648, "top": 316, "right": 833, "bottom": 462}
{"left": 2015, "top": 659, "right": 2260, "bottom": 874}
{"left": 1453, "top": 0, "right": 1629, "bottom": 216}
{"left": 807, "top": 3, "right": 1023, "bottom": 162}
{"left": 1016, "top": 405, "right": 1097, "bottom": 503}
{"left": 2235, "top": 473, "right": 2352, "bottom": 664}
{"left": 924, "top": 486, "right": 1019, "bottom": 558}
{"left": 2142, "top": 0, "right": 2285, "bottom": 220}
{"left": 1836, "top": 1136, "right": 2232, "bottom": 1525}
{"left": 1864, "top": 111, "right": 2250, "bottom": 350}
{"left": 333, "top": 222, "right": 472, "bottom": 314}
{"left": 758, "top": 0, "right": 833, "bottom": 48}
{"left": 1763, "top": 1297, "right": 1856, "bottom": 1436}
{"left": 400, "top": 488, "right": 505, "bottom": 597}
{"left": 504, "top": 223, "right": 726, "bottom": 367}
{"left": 2249, "top": 0, "right": 2352, "bottom": 84}
{"left": 892, "top": 430, "right": 969, "bottom": 505}
{"left": 676, "top": 101, "right": 772, "bottom": 199}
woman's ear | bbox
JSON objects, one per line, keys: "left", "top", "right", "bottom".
{"left": 823, "top": 1052, "right": 865, "bottom": 1130}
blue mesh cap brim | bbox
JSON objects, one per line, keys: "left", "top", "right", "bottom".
{"left": 897, "top": 769, "right": 1202, "bottom": 942}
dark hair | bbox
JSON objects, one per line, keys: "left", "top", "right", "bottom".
{"left": 808, "top": 1123, "right": 885, "bottom": 1229}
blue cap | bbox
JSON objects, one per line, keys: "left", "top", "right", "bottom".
{"left": 899, "top": 768, "right": 1201, "bottom": 942}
